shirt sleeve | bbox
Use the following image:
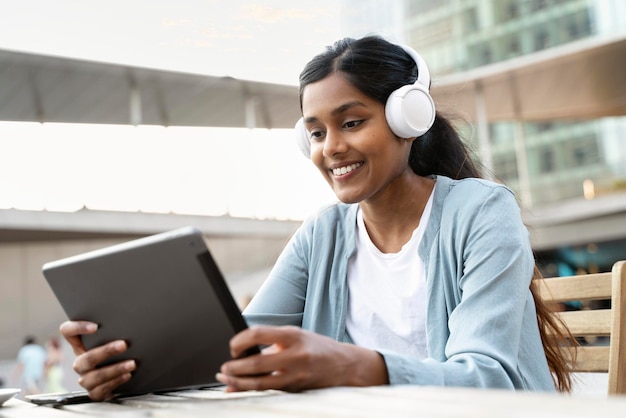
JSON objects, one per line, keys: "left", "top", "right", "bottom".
{"left": 242, "top": 222, "right": 311, "bottom": 327}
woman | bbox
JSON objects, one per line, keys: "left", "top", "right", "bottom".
{"left": 61, "top": 35, "right": 572, "bottom": 400}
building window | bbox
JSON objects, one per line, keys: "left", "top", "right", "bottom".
{"left": 505, "top": 1, "right": 520, "bottom": 21}
{"left": 558, "top": 10, "right": 592, "bottom": 44}
{"left": 507, "top": 37, "right": 521, "bottom": 56}
{"left": 539, "top": 147, "right": 556, "bottom": 173}
{"left": 535, "top": 122, "right": 555, "bottom": 133}
{"left": 462, "top": 7, "right": 479, "bottom": 34}
{"left": 568, "top": 11, "right": 592, "bottom": 40}
{"left": 493, "top": 155, "right": 519, "bottom": 183}
{"left": 495, "top": 0, "right": 522, "bottom": 23}
{"left": 534, "top": 29, "right": 550, "bottom": 51}
{"left": 468, "top": 42, "right": 493, "bottom": 67}
{"left": 407, "top": 0, "right": 448, "bottom": 14}
{"left": 530, "top": 0, "right": 548, "bottom": 12}
{"left": 566, "top": 137, "right": 601, "bottom": 168}
{"left": 489, "top": 122, "right": 515, "bottom": 144}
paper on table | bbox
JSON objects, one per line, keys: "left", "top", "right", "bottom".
{"left": 163, "top": 387, "right": 285, "bottom": 400}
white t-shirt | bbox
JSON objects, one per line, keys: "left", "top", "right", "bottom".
{"left": 346, "top": 189, "right": 434, "bottom": 359}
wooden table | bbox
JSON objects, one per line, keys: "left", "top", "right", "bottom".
{"left": 2, "top": 385, "right": 626, "bottom": 418}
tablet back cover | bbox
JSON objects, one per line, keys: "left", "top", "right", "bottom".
{"left": 43, "top": 226, "right": 250, "bottom": 396}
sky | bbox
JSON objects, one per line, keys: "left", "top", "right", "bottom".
{"left": 0, "top": 0, "right": 344, "bottom": 220}
{"left": 0, "top": 0, "right": 342, "bottom": 84}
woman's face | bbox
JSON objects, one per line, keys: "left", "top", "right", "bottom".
{"left": 301, "top": 72, "right": 414, "bottom": 204}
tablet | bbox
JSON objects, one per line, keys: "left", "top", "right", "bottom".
{"left": 43, "top": 226, "right": 259, "bottom": 397}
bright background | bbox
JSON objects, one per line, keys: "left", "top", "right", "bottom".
{"left": 0, "top": 0, "right": 344, "bottom": 219}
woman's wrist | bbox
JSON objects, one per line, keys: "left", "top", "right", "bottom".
{"left": 341, "top": 343, "right": 389, "bottom": 387}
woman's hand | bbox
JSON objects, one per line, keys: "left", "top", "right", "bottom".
{"left": 216, "top": 325, "right": 388, "bottom": 392}
{"left": 59, "top": 321, "right": 136, "bottom": 401}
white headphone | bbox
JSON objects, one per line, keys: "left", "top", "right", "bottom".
{"left": 295, "top": 43, "right": 436, "bottom": 159}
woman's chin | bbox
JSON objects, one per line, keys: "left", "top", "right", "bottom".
{"left": 333, "top": 192, "right": 363, "bottom": 205}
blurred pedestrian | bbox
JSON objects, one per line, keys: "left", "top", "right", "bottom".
{"left": 13, "top": 335, "right": 47, "bottom": 395}
{"left": 44, "top": 336, "right": 66, "bottom": 393}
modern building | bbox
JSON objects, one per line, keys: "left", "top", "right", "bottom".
{"left": 340, "top": 0, "right": 626, "bottom": 274}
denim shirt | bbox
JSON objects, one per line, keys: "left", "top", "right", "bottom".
{"left": 243, "top": 175, "right": 555, "bottom": 391}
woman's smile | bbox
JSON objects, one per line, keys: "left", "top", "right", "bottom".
{"left": 331, "top": 161, "right": 364, "bottom": 177}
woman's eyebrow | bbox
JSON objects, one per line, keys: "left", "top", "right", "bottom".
{"left": 304, "top": 101, "right": 367, "bottom": 123}
{"left": 331, "top": 100, "right": 367, "bottom": 116}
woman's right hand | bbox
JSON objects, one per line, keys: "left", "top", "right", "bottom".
{"left": 59, "top": 321, "right": 136, "bottom": 401}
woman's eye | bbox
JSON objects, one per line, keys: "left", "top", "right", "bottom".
{"left": 309, "top": 130, "right": 325, "bottom": 141}
{"left": 344, "top": 120, "right": 362, "bottom": 129}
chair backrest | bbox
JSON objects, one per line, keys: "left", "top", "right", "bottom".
{"left": 537, "top": 260, "right": 626, "bottom": 395}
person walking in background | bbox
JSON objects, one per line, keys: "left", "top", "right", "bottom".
{"left": 13, "top": 335, "right": 47, "bottom": 395}
{"left": 44, "top": 336, "right": 66, "bottom": 393}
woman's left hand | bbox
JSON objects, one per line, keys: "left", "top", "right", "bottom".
{"left": 216, "top": 325, "right": 388, "bottom": 392}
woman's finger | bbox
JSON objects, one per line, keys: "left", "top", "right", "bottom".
{"left": 59, "top": 321, "right": 98, "bottom": 356}
{"left": 73, "top": 340, "right": 128, "bottom": 375}
{"left": 217, "top": 370, "right": 292, "bottom": 392}
{"left": 86, "top": 371, "right": 134, "bottom": 401}
{"left": 78, "top": 359, "right": 136, "bottom": 392}
{"left": 229, "top": 325, "right": 299, "bottom": 358}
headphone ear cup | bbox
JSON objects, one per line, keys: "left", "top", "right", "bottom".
{"left": 294, "top": 117, "right": 311, "bottom": 159}
{"left": 385, "top": 83, "right": 436, "bottom": 138}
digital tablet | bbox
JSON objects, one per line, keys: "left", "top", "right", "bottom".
{"left": 42, "top": 226, "right": 259, "bottom": 397}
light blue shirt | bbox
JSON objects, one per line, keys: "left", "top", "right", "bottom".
{"left": 243, "top": 175, "right": 555, "bottom": 391}
{"left": 17, "top": 343, "right": 47, "bottom": 381}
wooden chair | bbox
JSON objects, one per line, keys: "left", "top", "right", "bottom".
{"left": 537, "top": 260, "right": 626, "bottom": 395}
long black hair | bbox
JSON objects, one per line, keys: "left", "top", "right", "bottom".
{"left": 298, "top": 35, "right": 481, "bottom": 180}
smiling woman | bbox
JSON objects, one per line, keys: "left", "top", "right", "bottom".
{"left": 0, "top": 122, "right": 334, "bottom": 220}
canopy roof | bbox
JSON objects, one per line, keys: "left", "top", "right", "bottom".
{"left": 0, "top": 48, "right": 301, "bottom": 129}
{"left": 1, "top": 32, "right": 624, "bottom": 128}
{"left": 430, "top": 32, "right": 626, "bottom": 122}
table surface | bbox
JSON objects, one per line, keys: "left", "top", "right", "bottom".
{"left": 2, "top": 385, "right": 626, "bottom": 418}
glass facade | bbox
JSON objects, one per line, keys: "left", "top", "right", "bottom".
{"left": 358, "top": 0, "right": 626, "bottom": 208}
{"left": 405, "top": 0, "right": 596, "bottom": 74}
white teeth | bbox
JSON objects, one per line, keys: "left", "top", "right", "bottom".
{"left": 332, "top": 162, "right": 362, "bottom": 176}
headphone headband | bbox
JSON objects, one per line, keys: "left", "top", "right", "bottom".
{"left": 398, "top": 44, "right": 431, "bottom": 91}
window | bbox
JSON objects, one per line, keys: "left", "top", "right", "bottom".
{"left": 536, "top": 122, "right": 554, "bottom": 133}
{"left": 530, "top": 0, "right": 548, "bottom": 12}
{"left": 558, "top": 10, "right": 592, "bottom": 44}
{"left": 493, "top": 155, "right": 519, "bottom": 183}
{"left": 495, "top": 0, "right": 522, "bottom": 23}
{"left": 505, "top": 1, "right": 520, "bottom": 21}
{"left": 539, "top": 147, "right": 556, "bottom": 173}
{"left": 407, "top": 0, "right": 448, "bottom": 14}
{"left": 508, "top": 37, "right": 521, "bottom": 55}
{"left": 462, "top": 7, "right": 479, "bottom": 34}
{"left": 534, "top": 29, "right": 550, "bottom": 51}
{"left": 566, "top": 137, "right": 601, "bottom": 168}
{"left": 468, "top": 42, "right": 493, "bottom": 67}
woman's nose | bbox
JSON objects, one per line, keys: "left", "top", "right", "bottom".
{"left": 323, "top": 130, "right": 348, "bottom": 157}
